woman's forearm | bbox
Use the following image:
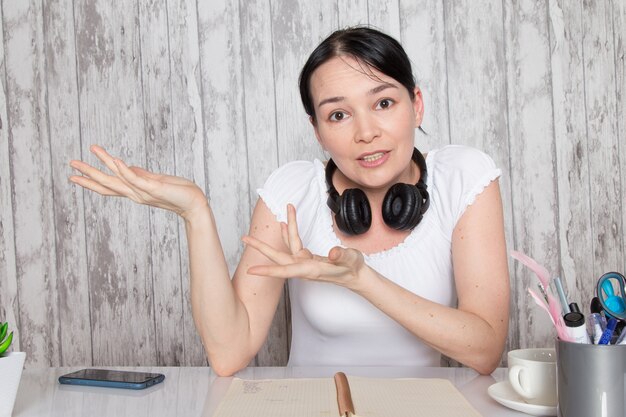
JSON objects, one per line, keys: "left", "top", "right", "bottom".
{"left": 183, "top": 204, "right": 255, "bottom": 375}
{"left": 354, "top": 268, "right": 508, "bottom": 374}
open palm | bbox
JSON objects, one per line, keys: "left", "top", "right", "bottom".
{"left": 70, "top": 145, "right": 207, "bottom": 220}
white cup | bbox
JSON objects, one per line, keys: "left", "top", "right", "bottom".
{"left": 507, "top": 348, "right": 557, "bottom": 406}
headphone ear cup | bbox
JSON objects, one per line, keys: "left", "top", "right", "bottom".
{"left": 336, "top": 188, "right": 372, "bottom": 235}
{"left": 382, "top": 183, "right": 423, "bottom": 231}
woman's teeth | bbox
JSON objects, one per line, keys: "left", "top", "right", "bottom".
{"left": 362, "top": 152, "right": 385, "bottom": 162}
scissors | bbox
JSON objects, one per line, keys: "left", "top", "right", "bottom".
{"left": 596, "top": 272, "right": 626, "bottom": 320}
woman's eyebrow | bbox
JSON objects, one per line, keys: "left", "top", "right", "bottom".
{"left": 368, "top": 83, "right": 397, "bottom": 95}
{"left": 318, "top": 96, "right": 345, "bottom": 108}
{"left": 317, "top": 83, "right": 398, "bottom": 109}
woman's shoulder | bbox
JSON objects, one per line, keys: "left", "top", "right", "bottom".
{"left": 428, "top": 144, "right": 497, "bottom": 173}
{"left": 264, "top": 158, "right": 316, "bottom": 179}
{"left": 425, "top": 145, "right": 501, "bottom": 232}
{"left": 427, "top": 144, "right": 500, "bottom": 186}
{"left": 260, "top": 159, "right": 322, "bottom": 192}
{"left": 257, "top": 158, "right": 325, "bottom": 222}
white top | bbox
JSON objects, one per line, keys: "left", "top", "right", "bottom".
{"left": 257, "top": 145, "right": 501, "bottom": 367}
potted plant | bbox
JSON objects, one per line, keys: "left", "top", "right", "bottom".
{"left": 0, "top": 321, "right": 25, "bottom": 417}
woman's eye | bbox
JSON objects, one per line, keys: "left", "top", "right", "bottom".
{"left": 376, "top": 98, "right": 394, "bottom": 109}
{"left": 329, "top": 111, "right": 347, "bottom": 122}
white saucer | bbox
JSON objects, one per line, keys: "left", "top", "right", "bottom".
{"left": 487, "top": 381, "right": 557, "bottom": 416}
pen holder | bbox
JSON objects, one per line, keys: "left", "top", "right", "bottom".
{"left": 555, "top": 339, "right": 626, "bottom": 417}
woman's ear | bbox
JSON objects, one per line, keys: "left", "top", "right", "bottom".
{"left": 412, "top": 87, "right": 424, "bottom": 127}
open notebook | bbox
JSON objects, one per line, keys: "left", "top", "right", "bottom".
{"left": 212, "top": 375, "right": 483, "bottom": 417}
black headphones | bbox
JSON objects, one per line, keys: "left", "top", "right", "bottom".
{"left": 325, "top": 148, "right": 430, "bottom": 235}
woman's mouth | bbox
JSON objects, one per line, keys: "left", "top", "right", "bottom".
{"left": 361, "top": 152, "right": 386, "bottom": 162}
{"left": 358, "top": 151, "right": 389, "bottom": 167}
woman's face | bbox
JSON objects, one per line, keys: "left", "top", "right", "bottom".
{"left": 309, "top": 55, "right": 424, "bottom": 193}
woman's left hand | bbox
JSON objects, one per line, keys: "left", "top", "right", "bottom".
{"left": 242, "top": 204, "right": 366, "bottom": 289}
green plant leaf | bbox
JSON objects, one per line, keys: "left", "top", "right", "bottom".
{"left": 0, "top": 322, "right": 7, "bottom": 342}
{"left": 0, "top": 331, "right": 13, "bottom": 355}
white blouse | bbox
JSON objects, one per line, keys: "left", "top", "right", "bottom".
{"left": 257, "top": 145, "right": 501, "bottom": 367}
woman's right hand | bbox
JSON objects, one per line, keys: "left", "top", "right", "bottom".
{"left": 69, "top": 145, "right": 208, "bottom": 221}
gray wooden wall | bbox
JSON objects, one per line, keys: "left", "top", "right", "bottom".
{"left": 0, "top": 0, "right": 624, "bottom": 368}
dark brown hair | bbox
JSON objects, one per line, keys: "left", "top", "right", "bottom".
{"left": 299, "top": 27, "right": 416, "bottom": 121}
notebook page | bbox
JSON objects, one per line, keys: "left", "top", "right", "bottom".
{"left": 349, "top": 376, "right": 483, "bottom": 417}
{"left": 212, "top": 378, "right": 336, "bottom": 417}
{"left": 211, "top": 376, "right": 484, "bottom": 417}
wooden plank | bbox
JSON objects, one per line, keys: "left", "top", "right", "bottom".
{"left": 399, "top": 0, "right": 450, "bottom": 150}
{"left": 548, "top": 0, "right": 595, "bottom": 322}
{"left": 43, "top": 0, "right": 92, "bottom": 365}
{"left": 137, "top": 0, "right": 186, "bottom": 366}
{"left": 239, "top": 1, "right": 279, "bottom": 216}
{"left": 444, "top": 1, "right": 509, "bottom": 152}
{"left": 3, "top": 0, "right": 61, "bottom": 366}
{"left": 0, "top": 2, "right": 20, "bottom": 352}
{"left": 270, "top": 0, "right": 337, "bottom": 164}
{"left": 367, "top": 0, "right": 400, "bottom": 39}
{"left": 580, "top": 0, "right": 623, "bottom": 276}
{"left": 196, "top": 0, "right": 249, "bottom": 274}
{"left": 239, "top": 0, "right": 289, "bottom": 366}
{"left": 445, "top": 1, "right": 514, "bottom": 353}
{"left": 74, "top": 0, "right": 156, "bottom": 365}
{"left": 504, "top": 0, "right": 563, "bottom": 348}
{"left": 197, "top": 0, "right": 261, "bottom": 365}
{"left": 166, "top": 0, "right": 208, "bottom": 366}
{"left": 337, "top": 0, "right": 368, "bottom": 28}
{"left": 615, "top": 0, "right": 626, "bottom": 275}
{"left": 503, "top": 0, "right": 560, "bottom": 348}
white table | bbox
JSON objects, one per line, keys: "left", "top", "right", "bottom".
{"left": 13, "top": 366, "right": 533, "bottom": 416}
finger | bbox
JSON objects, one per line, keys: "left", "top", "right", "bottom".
{"left": 280, "top": 222, "right": 289, "bottom": 248}
{"left": 242, "top": 235, "right": 294, "bottom": 265}
{"left": 69, "top": 175, "right": 122, "bottom": 197}
{"left": 129, "top": 166, "right": 158, "bottom": 178}
{"left": 248, "top": 259, "right": 349, "bottom": 280}
{"left": 328, "top": 246, "right": 343, "bottom": 262}
{"left": 286, "top": 204, "right": 303, "bottom": 253}
{"left": 247, "top": 261, "right": 319, "bottom": 279}
{"left": 91, "top": 146, "right": 146, "bottom": 195}
{"left": 69, "top": 159, "right": 102, "bottom": 177}
{"left": 129, "top": 166, "right": 190, "bottom": 185}
{"left": 112, "top": 159, "right": 168, "bottom": 204}
{"left": 70, "top": 161, "right": 134, "bottom": 196}
{"left": 114, "top": 158, "right": 154, "bottom": 189}
{"left": 328, "top": 247, "right": 362, "bottom": 267}
{"left": 90, "top": 146, "right": 161, "bottom": 195}
{"left": 90, "top": 145, "right": 124, "bottom": 176}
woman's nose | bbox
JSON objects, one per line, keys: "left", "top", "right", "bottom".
{"left": 353, "top": 114, "right": 380, "bottom": 143}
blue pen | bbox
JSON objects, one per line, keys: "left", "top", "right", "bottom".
{"left": 552, "top": 277, "right": 571, "bottom": 314}
{"left": 598, "top": 317, "right": 617, "bottom": 345}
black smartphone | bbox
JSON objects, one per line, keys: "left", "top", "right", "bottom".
{"left": 58, "top": 369, "right": 165, "bottom": 390}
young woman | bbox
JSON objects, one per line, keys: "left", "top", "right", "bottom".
{"left": 70, "top": 27, "right": 509, "bottom": 376}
